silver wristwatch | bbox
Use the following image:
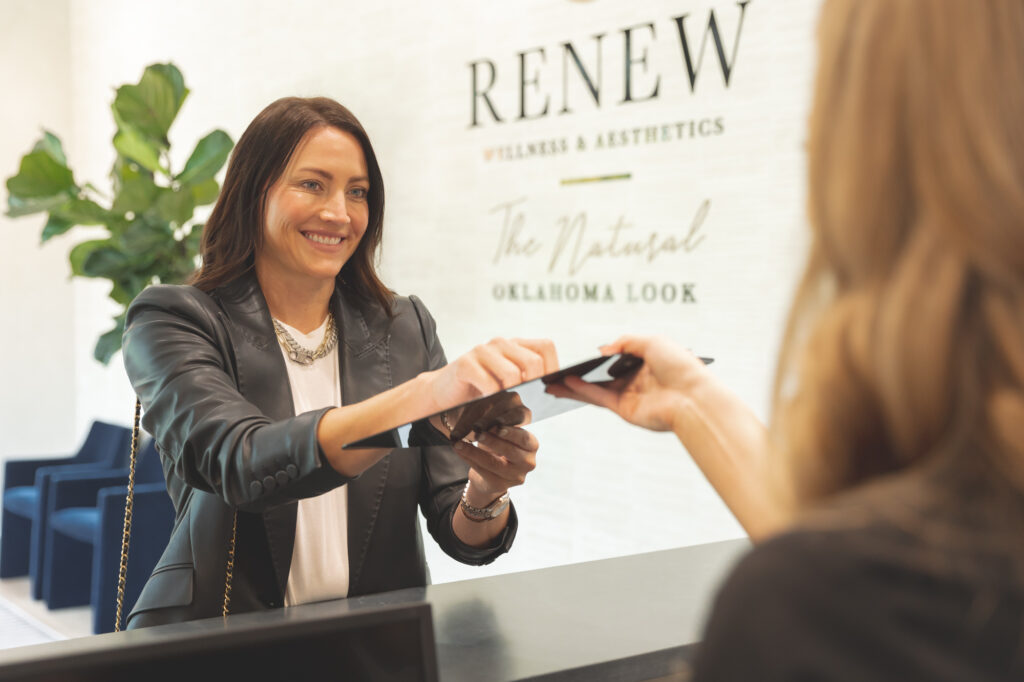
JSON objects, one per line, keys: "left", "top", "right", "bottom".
{"left": 459, "top": 482, "right": 510, "bottom": 522}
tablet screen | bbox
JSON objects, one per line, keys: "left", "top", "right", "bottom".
{"left": 342, "top": 353, "right": 646, "bottom": 449}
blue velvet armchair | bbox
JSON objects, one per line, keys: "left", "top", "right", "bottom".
{"left": 43, "top": 439, "right": 174, "bottom": 633}
{"left": 0, "top": 421, "right": 132, "bottom": 600}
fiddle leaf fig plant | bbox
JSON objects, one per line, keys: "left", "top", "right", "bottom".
{"left": 5, "top": 62, "right": 233, "bottom": 364}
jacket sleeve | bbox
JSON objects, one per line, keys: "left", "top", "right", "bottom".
{"left": 406, "top": 295, "right": 518, "bottom": 565}
{"left": 122, "top": 285, "right": 350, "bottom": 512}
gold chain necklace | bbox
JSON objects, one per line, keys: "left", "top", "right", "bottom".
{"left": 272, "top": 312, "right": 338, "bottom": 365}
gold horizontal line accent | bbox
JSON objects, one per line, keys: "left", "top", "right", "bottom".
{"left": 560, "top": 173, "right": 632, "bottom": 186}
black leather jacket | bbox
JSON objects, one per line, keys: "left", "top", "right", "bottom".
{"left": 122, "top": 273, "right": 517, "bottom": 627}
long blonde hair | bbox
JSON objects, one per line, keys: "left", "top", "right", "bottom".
{"left": 773, "top": 0, "right": 1024, "bottom": 509}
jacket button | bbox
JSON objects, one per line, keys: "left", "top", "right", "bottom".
{"left": 249, "top": 481, "right": 262, "bottom": 496}
{"left": 275, "top": 470, "right": 289, "bottom": 486}
{"left": 286, "top": 464, "right": 299, "bottom": 479}
{"left": 262, "top": 475, "right": 277, "bottom": 492}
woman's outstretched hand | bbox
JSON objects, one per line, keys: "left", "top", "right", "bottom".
{"left": 429, "top": 338, "right": 558, "bottom": 413}
{"left": 547, "top": 335, "right": 711, "bottom": 433}
{"left": 549, "top": 335, "right": 783, "bottom": 539}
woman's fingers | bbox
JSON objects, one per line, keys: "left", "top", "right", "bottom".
{"left": 492, "top": 403, "right": 531, "bottom": 427}
{"left": 476, "top": 393, "right": 529, "bottom": 428}
{"left": 479, "top": 337, "right": 558, "bottom": 383}
{"left": 453, "top": 426, "right": 537, "bottom": 489}
{"left": 453, "top": 441, "right": 525, "bottom": 488}
{"left": 450, "top": 401, "right": 492, "bottom": 441}
{"left": 511, "top": 338, "right": 559, "bottom": 374}
{"left": 600, "top": 334, "right": 650, "bottom": 358}
{"left": 436, "top": 337, "right": 557, "bottom": 417}
{"left": 556, "top": 375, "right": 621, "bottom": 410}
{"left": 450, "top": 356, "right": 504, "bottom": 398}
{"left": 479, "top": 425, "right": 537, "bottom": 453}
{"left": 486, "top": 338, "right": 544, "bottom": 382}
{"left": 472, "top": 342, "right": 525, "bottom": 388}
{"left": 450, "top": 393, "right": 531, "bottom": 441}
{"left": 463, "top": 337, "right": 553, "bottom": 390}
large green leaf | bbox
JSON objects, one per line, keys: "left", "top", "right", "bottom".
{"left": 154, "top": 187, "right": 195, "bottom": 226}
{"left": 190, "top": 178, "right": 220, "bottom": 206}
{"left": 33, "top": 131, "right": 67, "bottom": 165}
{"left": 149, "top": 64, "right": 187, "bottom": 107}
{"left": 110, "top": 272, "right": 150, "bottom": 304}
{"left": 94, "top": 313, "right": 127, "bottom": 364}
{"left": 81, "top": 244, "right": 132, "bottom": 279}
{"left": 68, "top": 238, "right": 109, "bottom": 277}
{"left": 6, "top": 150, "right": 75, "bottom": 198}
{"left": 113, "top": 127, "right": 165, "bottom": 174}
{"left": 175, "top": 130, "right": 232, "bottom": 186}
{"left": 6, "top": 193, "right": 69, "bottom": 218}
{"left": 52, "top": 197, "right": 111, "bottom": 225}
{"left": 41, "top": 215, "right": 74, "bottom": 242}
{"left": 112, "top": 64, "right": 188, "bottom": 146}
{"left": 111, "top": 164, "right": 159, "bottom": 215}
{"left": 118, "top": 218, "right": 170, "bottom": 259}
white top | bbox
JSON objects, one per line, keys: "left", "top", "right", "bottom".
{"left": 274, "top": 316, "right": 350, "bottom": 607}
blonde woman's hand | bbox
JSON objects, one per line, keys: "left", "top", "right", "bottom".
{"left": 547, "top": 335, "right": 710, "bottom": 432}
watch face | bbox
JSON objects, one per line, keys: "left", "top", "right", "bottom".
{"left": 488, "top": 494, "right": 510, "bottom": 517}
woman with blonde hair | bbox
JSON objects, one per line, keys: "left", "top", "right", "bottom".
{"left": 557, "top": 0, "right": 1024, "bottom": 677}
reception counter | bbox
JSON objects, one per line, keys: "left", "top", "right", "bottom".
{"left": 0, "top": 538, "right": 748, "bottom": 681}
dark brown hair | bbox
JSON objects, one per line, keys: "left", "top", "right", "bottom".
{"left": 191, "top": 97, "right": 392, "bottom": 312}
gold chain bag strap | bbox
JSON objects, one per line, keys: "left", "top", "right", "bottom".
{"left": 115, "top": 398, "right": 239, "bottom": 630}
{"left": 113, "top": 399, "right": 141, "bottom": 632}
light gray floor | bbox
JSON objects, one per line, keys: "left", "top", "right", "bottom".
{"left": 0, "top": 577, "right": 90, "bottom": 650}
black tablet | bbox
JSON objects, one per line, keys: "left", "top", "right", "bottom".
{"left": 343, "top": 353, "right": 711, "bottom": 449}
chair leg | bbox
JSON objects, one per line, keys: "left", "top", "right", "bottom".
{"left": 44, "top": 529, "right": 93, "bottom": 609}
{"left": 29, "top": 486, "right": 49, "bottom": 600}
{"left": 0, "top": 509, "right": 31, "bottom": 578}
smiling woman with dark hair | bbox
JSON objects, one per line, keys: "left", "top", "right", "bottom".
{"left": 191, "top": 97, "right": 391, "bottom": 309}
{"left": 122, "top": 96, "right": 557, "bottom": 627}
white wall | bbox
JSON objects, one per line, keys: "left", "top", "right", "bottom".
{"left": 1, "top": 0, "right": 821, "bottom": 581}
{"left": 0, "top": 0, "right": 77, "bottom": 474}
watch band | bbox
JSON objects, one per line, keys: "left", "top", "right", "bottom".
{"left": 460, "top": 481, "right": 510, "bottom": 522}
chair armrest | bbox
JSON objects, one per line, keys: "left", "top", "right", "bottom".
{"left": 50, "top": 471, "right": 131, "bottom": 511}
{"left": 96, "top": 481, "right": 168, "bottom": 518}
{"left": 34, "top": 463, "right": 120, "bottom": 490}
{"left": 4, "top": 457, "right": 73, "bottom": 488}
{"left": 96, "top": 483, "right": 169, "bottom": 520}
{"left": 53, "top": 468, "right": 130, "bottom": 484}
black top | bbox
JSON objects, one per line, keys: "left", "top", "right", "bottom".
{"left": 693, "top": 476, "right": 1024, "bottom": 681}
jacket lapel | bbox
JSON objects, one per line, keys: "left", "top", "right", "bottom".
{"left": 215, "top": 273, "right": 297, "bottom": 599}
{"left": 333, "top": 290, "right": 396, "bottom": 592}
{"left": 216, "top": 272, "right": 295, "bottom": 421}
{"left": 216, "top": 273, "right": 396, "bottom": 599}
